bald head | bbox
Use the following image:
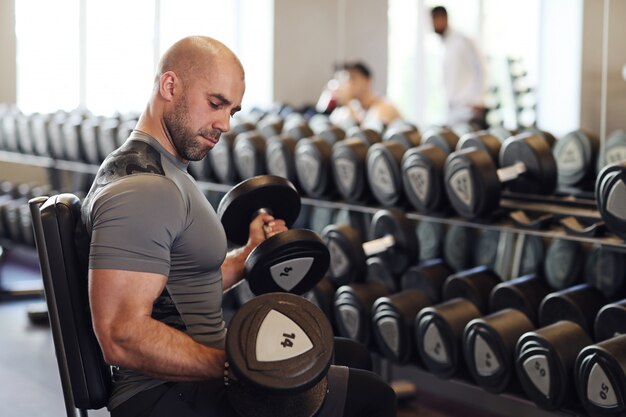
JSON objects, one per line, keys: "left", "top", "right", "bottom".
{"left": 156, "top": 36, "right": 244, "bottom": 89}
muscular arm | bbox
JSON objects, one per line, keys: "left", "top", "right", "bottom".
{"left": 89, "top": 269, "right": 225, "bottom": 381}
{"left": 221, "top": 212, "right": 287, "bottom": 290}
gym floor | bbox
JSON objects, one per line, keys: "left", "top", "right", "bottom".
{"left": 0, "top": 251, "right": 499, "bottom": 417}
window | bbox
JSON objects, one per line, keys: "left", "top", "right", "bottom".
{"left": 16, "top": 0, "right": 273, "bottom": 115}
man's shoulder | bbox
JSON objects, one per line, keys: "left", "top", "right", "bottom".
{"left": 96, "top": 139, "right": 166, "bottom": 188}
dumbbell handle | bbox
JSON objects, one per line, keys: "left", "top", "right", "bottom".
{"left": 497, "top": 162, "right": 527, "bottom": 183}
{"left": 362, "top": 235, "right": 395, "bottom": 257}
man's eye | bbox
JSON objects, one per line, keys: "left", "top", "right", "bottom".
{"left": 209, "top": 102, "right": 220, "bottom": 109}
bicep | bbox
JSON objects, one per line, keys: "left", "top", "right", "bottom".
{"left": 89, "top": 268, "right": 167, "bottom": 331}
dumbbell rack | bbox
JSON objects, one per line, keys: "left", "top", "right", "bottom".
{"left": 0, "top": 150, "right": 622, "bottom": 417}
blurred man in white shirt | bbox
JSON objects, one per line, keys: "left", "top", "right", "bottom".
{"left": 431, "top": 6, "right": 486, "bottom": 128}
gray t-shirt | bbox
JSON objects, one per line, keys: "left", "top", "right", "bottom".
{"left": 82, "top": 131, "right": 228, "bottom": 410}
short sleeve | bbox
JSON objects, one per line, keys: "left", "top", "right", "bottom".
{"left": 87, "top": 174, "right": 188, "bottom": 275}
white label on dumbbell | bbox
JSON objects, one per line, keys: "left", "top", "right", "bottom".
{"left": 587, "top": 362, "right": 618, "bottom": 408}
{"left": 268, "top": 150, "right": 287, "bottom": 178}
{"left": 338, "top": 305, "right": 360, "bottom": 339}
{"left": 606, "top": 146, "right": 626, "bottom": 164}
{"left": 255, "top": 309, "right": 313, "bottom": 362}
{"left": 474, "top": 334, "right": 500, "bottom": 376}
{"left": 334, "top": 157, "right": 356, "bottom": 193}
{"left": 406, "top": 166, "right": 429, "bottom": 203}
{"left": 449, "top": 169, "right": 473, "bottom": 208}
{"left": 522, "top": 355, "right": 551, "bottom": 398}
{"left": 211, "top": 144, "right": 229, "bottom": 179}
{"left": 327, "top": 240, "right": 349, "bottom": 278}
{"left": 370, "top": 155, "right": 396, "bottom": 196}
{"left": 557, "top": 140, "right": 583, "bottom": 173}
{"left": 607, "top": 180, "right": 626, "bottom": 220}
{"left": 236, "top": 146, "right": 256, "bottom": 179}
{"left": 269, "top": 257, "right": 314, "bottom": 291}
{"left": 423, "top": 322, "right": 449, "bottom": 365}
{"left": 296, "top": 153, "right": 320, "bottom": 191}
{"left": 378, "top": 317, "right": 399, "bottom": 356}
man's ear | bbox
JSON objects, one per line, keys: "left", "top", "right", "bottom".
{"left": 159, "top": 71, "right": 178, "bottom": 101}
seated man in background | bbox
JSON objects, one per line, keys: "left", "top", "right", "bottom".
{"left": 319, "top": 61, "right": 402, "bottom": 127}
{"left": 83, "top": 35, "right": 396, "bottom": 417}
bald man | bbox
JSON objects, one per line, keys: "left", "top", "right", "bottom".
{"left": 82, "top": 36, "right": 396, "bottom": 417}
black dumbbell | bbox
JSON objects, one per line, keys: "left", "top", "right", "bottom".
{"left": 233, "top": 130, "right": 269, "bottom": 180}
{"left": 15, "top": 113, "right": 35, "bottom": 155}
{"left": 489, "top": 274, "right": 551, "bottom": 325}
{"left": 401, "top": 130, "right": 499, "bottom": 214}
{"left": 585, "top": 245, "right": 626, "bottom": 299}
{"left": 594, "top": 299, "right": 626, "bottom": 342}
{"left": 209, "top": 122, "right": 255, "bottom": 184}
{"left": 321, "top": 209, "right": 418, "bottom": 287}
{"left": 515, "top": 320, "right": 592, "bottom": 410}
{"left": 334, "top": 281, "right": 389, "bottom": 346}
{"left": 414, "top": 297, "right": 482, "bottom": 379}
{"left": 62, "top": 112, "right": 89, "bottom": 162}
{"left": 256, "top": 113, "right": 284, "bottom": 139}
{"left": 552, "top": 129, "right": 599, "bottom": 190}
{"left": 598, "top": 129, "right": 626, "bottom": 172}
{"left": 597, "top": 162, "right": 626, "bottom": 241}
{"left": 330, "top": 138, "right": 373, "bottom": 203}
{"left": 97, "top": 117, "right": 120, "bottom": 159}
{"left": 538, "top": 284, "right": 608, "bottom": 335}
{"left": 416, "top": 220, "right": 446, "bottom": 261}
{"left": 462, "top": 308, "right": 535, "bottom": 393}
{"left": 366, "top": 141, "right": 414, "bottom": 207}
{"left": 226, "top": 292, "right": 334, "bottom": 417}
{"left": 382, "top": 120, "right": 419, "bottom": 142}
{"left": 442, "top": 265, "right": 502, "bottom": 314}
{"left": 217, "top": 175, "right": 329, "bottom": 295}
{"left": 1, "top": 110, "right": 19, "bottom": 152}
{"left": 371, "top": 289, "right": 432, "bottom": 364}
{"left": 294, "top": 136, "right": 335, "bottom": 198}
{"left": 265, "top": 134, "right": 300, "bottom": 187}
{"left": 543, "top": 239, "right": 585, "bottom": 290}
{"left": 46, "top": 111, "right": 69, "bottom": 159}
{"left": 400, "top": 258, "right": 453, "bottom": 304}
{"left": 442, "top": 225, "right": 476, "bottom": 272}
{"left": 444, "top": 133, "right": 557, "bottom": 219}
{"left": 574, "top": 334, "right": 626, "bottom": 417}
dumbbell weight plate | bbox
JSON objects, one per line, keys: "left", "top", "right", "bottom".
{"left": 226, "top": 293, "right": 333, "bottom": 417}
{"left": 594, "top": 300, "right": 626, "bottom": 342}
{"left": 369, "top": 209, "right": 419, "bottom": 277}
{"left": 543, "top": 239, "right": 584, "bottom": 290}
{"left": 463, "top": 309, "right": 535, "bottom": 393}
{"left": 209, "top": 132, "right": 238, "bottom": 184}
{"left": 457, "top": 131, "right": 502, "bottom": 164}
{"left": 386, "top": 129, "right": 421, "bottom": 150}
{"left": 539, "top": 284, "right": 608, "bottom": 334}
{"left": 402, "top": 145, "right": 449, "bottom": 213}
{"left": 331, "top": 139, "right": 370, "bottom": 203}
{"left": 585, "top": 245, "right": 626, "bottom": 299}
{"left": 599, "top": 130, "right": 626, "bottom": 171}
{"left": 295, "top": 137, "right": 333, "bottom": 198}
{"left": 444, "top": 147, "right": 501, "bottom": 218}
{"left": 552, "top": 129, "right": 599, "bottom": 187}
{"left": 416, "top": 220, "right": 445, "bottom": 261}
{"left": 597, "top": 162, "right": 626, "bottom": 240}
{"left": 233, "top": 131, "right": 267, "bottom": 180}
{"left": 415, "top": 298, "right": 482, "bottom": 379}
{"left": 218, "top": 175, "right": 300, "bottom": 245}
{"left": 500, "top": 133, "right": 557, "bottom": 194}
{"left": 367, "top": 142, "right": 407, "bottom": 207}
{"left": 443, "top": 225, "right": 475, "bottom": 272}
{"left": 321, "top": 224, "right": 366, "bottom": 287}
{"left": 423, "top": 128, "right": 460, "bottom": 154}
{"left": 575, "top": 335, "right": 626, "bottom": 417}
{"left": 401, "top": 258, "right": 452, "bottom": 303}
{"left": 265, "top": 135, "right": 298, "bottom": 185}
{"left": 475, "top": 229, "right": 500, "bottom": 270}
{"left": 515, "top": 321, "right": 592, "bottom": 410}
{"left": 245, "top": 229, "right": 329, "bottom": 295}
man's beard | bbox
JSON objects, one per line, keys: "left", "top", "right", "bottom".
{"left": 164, "top": 96, "right": 220, "bottom": 161}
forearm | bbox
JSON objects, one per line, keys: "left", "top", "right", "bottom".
{"left": 221, "top": 244, "right": 253, "bottom": 290}
{"left": 101, "top": 316, "right": 225, "bottom": 381}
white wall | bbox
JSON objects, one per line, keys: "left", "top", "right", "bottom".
{"left": 0, "top": 0, "right": 16, "bottom": 103}
{"left": 580, "top": 0, "right": 626, "bottom": 138}
{"left": 273, "top": 0, "right": 388, "bottom": 107}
